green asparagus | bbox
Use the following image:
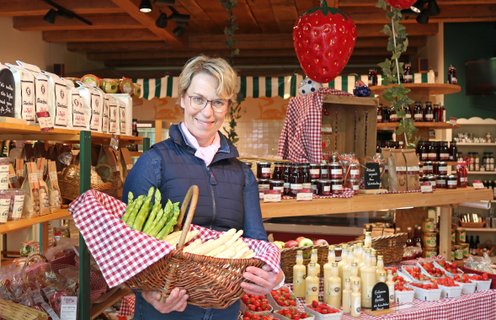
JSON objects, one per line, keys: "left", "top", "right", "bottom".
{"left": 121, "top": 191, "right": 134, "bottom": 222}
{"left": 142, "top": 188, "right": 162, "bottom": 234}
{"left": 125, "top": 195, "right": 145, "bottom": 227}
{"left": 132, "top": 187, "right": 155, "bottom": 231}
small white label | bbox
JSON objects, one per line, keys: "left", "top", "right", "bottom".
{"left": 396, "top": 166, "right": 407, "bottom": 172}
{"left": 324, "top": 186, "right": 331, "bottom": 192}
{"left": 310, "top": 169, "right": 320, "bottom": 176}
{"left": 377, "top": 115, "right": 382, "bottom": 121}
{"left": 11, "top": 194, "right": 25, "bottom": 220}
{"left": 332, "top": 184, "right": 343, "bottom": 191}
{"left": 331, "top": 169, "right": 342, "bottom": 175}
{"left": 473, "top": 182, "right": 485, "bottom": 189}
{"left": 261, "top": 167, "right": 271, "bottom": 174}
{"left": 408, "top": 166, "right": 420, "bottom": 172}
{"left": 264, "top": 193, "right": 282, "bottom": 202}
{"left": 421, "top": 184, "right": 433, "bottom": 193}
{"left": 447, "top": 180, "right": 457, "bottom": 186}
{"left": 272, "top": 186, "right": 284, "bottom": 192}
{"left": 296, "top": 192, "right": 313, "bottom": 201}
{"left": 290, "top": 183, "right": 302, "bottom": 191}
{"left": 321, "top": 168, "right": 329, "bottom": 175}
{"left": 414, "top": 114, "right": 423, "bottom": 121}
{"left": 37, "top": 112, "right": 54, "bottom": 130}
{"left": 0, "top": 198, "right": 10, "bottom": 223}
{"left": 350, "top": 169, "right": 360, "bottom": 176}
{"left": 60, "top": 296, "right": 78, "bottom": 320}
{"left": 438, "top": 165, "right": 447, "bottom": 172}
{"left": 302, "top": 182, "right": 312, "bottom": 189}
{"left": 425, "top": 114, "right": 434, "bottom": 120}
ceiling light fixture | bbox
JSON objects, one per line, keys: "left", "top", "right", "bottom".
{"left": 42, "top": 0, "right": 92, "bottom": 25}
{"left": 43, "top": 8, "right": 58, "bottom": 24}
{"left": 155, "top": 12, "right": 168, "bottom": 28}
{"left": 168, "top": 5, "right": 190, "bottom": 23}
{"left": 426, "top": 0, "right": 440, "bottom": 16}
{"left": 139, "top": 0, "right": 153, "bottom": 13}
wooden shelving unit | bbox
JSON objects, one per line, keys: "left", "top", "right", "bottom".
{"left": 0, "top": 209, "right": 70, "bottom": 234}
{"left": 370, "top": 83, "right": 462, "bottom": 97}
{"left": 90, "top": 287, "right": 132, "bottom": 320}
{"left": 462, "top": 228, "right": 496, "bottom": 233}
{"left": 467, "top": 171, "right": 496, "bottom": 175}
{"left": 457, "top": 143, "right": 496, "bottom": 146}
{"left": 377, "top": 122, "right": 460, "bottom": 131}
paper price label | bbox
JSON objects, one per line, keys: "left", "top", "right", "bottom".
{"left": 421, "top": 184, "right": 433, "bottom": 193}
{"left": 296, "top": 192, "right": 313, "bottom": 201}
{"left": 264, "top": 193, "right": 282, "bottom": 202}
{"left": 472, "top": 182, "right": 484, "bottom": 189}
{"left": 60, "top": 296, "right": 78, "bottom": 320}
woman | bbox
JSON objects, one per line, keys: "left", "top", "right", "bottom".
{"left": 123, "top": 55, "right": 283, "bottom": 319}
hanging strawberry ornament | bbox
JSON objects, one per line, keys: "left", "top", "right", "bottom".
{"left": 293, "top": 0, "right": 357, "bottom": 83}
{"left": 386, "top": 0, "right": 416, "bottom": 9}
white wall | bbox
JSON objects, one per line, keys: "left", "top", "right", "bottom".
{"left": 0, "top": 16, "right": 103, "bottom": 73}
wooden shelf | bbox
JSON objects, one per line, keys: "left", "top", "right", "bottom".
{"left": 370, "top": 83, "right": 462, "bottom": 96}
{"left": 468, "top": 171, "right": 496, "bottom": 175}
{"left": 0, "top": 209, "right": 71, "bottom": 234}
{"left": 461, "top": 228, "right": 496, "bottom": 232}
{"left": 0, "top": 122, "right": 142, "bottom": 144}
{"left": 377, "top": 122, "right": 460, "bottom": 131}
{"left": 457, "top": 143, "right": 496, "bottom": 146}
{"left": 260, "top": 187, "right": 492, "bottom": 219}
{"left": 91, "top": 286, "right": 132, "bottom": 320}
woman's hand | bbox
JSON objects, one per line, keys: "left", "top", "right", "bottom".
{"left": 142, "top": 288, "right": 188, "bottom": 314}
{"left": 241, "top": 265, "right": 284, "bottom": 296}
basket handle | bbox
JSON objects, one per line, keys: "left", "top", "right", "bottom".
{"left": 175, "top": 185, "right": 199, "bottom": 249}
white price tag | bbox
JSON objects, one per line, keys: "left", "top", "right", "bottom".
{"left": 60, "top": 296, "right": 78, "bottom": 320}
{"left": 421, "top": 184, "right": 433, "bottom": 193}
{"left": 472, "top": 182, "right": 485, "bottom": 189}
{"left": 263, "top": 193, "right": 281, "bottom": 203}
{"left": 296, "top": 192, "right": 313, "bottom": 201}
{"left": 36, "top": 111, "right": 54, "bottom": 131}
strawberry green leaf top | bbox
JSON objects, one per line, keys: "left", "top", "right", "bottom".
{"left": 293, "top": 0, "right": 357, "bottom": 83}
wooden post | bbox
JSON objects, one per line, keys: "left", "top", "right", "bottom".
{"left": 155, "top": 119, "right": 163, "bottom": 143}
{"left": 439, "top": 206, "right": 452, "bottom": 259}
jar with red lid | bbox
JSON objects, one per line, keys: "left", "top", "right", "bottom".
{"left": 320, "top": 163, "right": 330, "bottom": 179}
{"left": 437, "top": 161, "right": 448, "bottom": 175}
{"left": 447, "top": 174, "right": 458, "bottom": 189}
{"left": 309, "top": 164, "right": 320, "bottom": 179}
{"left": 290, "top": 165, "right": 303, "bottom": 196}
{"left": 456, "top": 161, "right": 468, "bottom": 188}
{"left": 270, "top": 180, "right": 284, "bottom": 194}
{"left": 329, "top": 155, "right": 343, "bottom": 179}
{"left": 317, "top": 179, "right": 331, "bottom": 196}
{"left": 348, "top": 163, "right": 361, "bottom": 180}
{"left": 330, "top": 179, "right": 343, "bottom": 194}
{"left": 257, "top": 161, "right": 271, "bottom": 179}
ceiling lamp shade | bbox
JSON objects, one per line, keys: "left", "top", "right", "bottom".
{"left": 43, "top": 8, "right": 58, "bottom": 24}
{"left": 139, "top": 0, "right": 152, "bottom": 13}
{"left": 426, "top": 0, "right": 441, "bottom": 16}
{"left": 156, "top": 12, "right": 168, "bottom": 28}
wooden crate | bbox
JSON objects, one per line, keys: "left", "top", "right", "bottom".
{"left": 321, "top": 95, "right": 378, "bottom": 161}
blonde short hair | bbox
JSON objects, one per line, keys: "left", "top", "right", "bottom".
{"left": 178, "top": 55, "right": 238, "bottom": 102}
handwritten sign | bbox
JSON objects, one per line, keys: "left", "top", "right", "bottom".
{"left": 372, "top": 282, "right": 389, "bottom": 311}
{"left": 0, "top": 69, "right": 15, "bottom": 117}
{"left": 364, "top": 162, "right": 381, "bottom": 189}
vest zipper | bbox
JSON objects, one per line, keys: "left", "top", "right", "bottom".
{"left": 206, "top": 166, "right": 217, "bottom": 227}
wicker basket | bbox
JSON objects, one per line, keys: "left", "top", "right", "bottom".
{"left": 459, "top": 221, "right": 485, "bottom": 228}
{"left": 126, "top": 185, "right": 265, "bottom": 309}
{"left": 349, "top": 233, "right": 407, "bottom": 264}
{"left": 280, "top": 244, "right": 330, "bottom": 282}
{"left": 58, "top": 164, "right": 118, "bottom": 201}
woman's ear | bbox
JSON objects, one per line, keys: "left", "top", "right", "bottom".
{"left": 178, "top": 95, "right": 185, "bottom": 110}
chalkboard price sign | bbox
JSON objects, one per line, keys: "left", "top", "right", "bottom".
{"left": 364, "top": 162, "right": 381, "bottom": 189}
{"left": 0, "top": 69, "right": 15, "bottom": 117}
{"left": 371, "top": 282, "right": 389, "bottom": 311}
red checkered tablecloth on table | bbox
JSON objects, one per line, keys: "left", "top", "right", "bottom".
{"left": 278, "top": 87, "right": 351, "bottom": 164}
{"left": 69, "top": 190, "right": 281, "bottom": 288}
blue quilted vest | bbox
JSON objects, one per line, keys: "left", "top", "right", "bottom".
{"left": 149, "top": 125, "right": 245, "bottom": 231}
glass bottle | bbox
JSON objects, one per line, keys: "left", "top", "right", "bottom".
{"left": 413, "top": 101, "right": 424, "bottom": 122}
{"left": 386, "top": 269, "right": 395, "bottom": 305}
{"left": 323, "top": 246, "right": 336, "bottom": 300}
{"left": 449, "top": 140, "right": 458, "bottom": 161}
{"left": 403, "top": 63, "right": 413, "bottom": 83}
{"left": 293, "top": 250, "right": 306, "bottom": 298}
{"left": 351, "top": 280, "right": 362, "bottom": 317}
{"left": 368, "top": 69, "right": 378, "bottom": 86}
{"left": 283, "top": 164, "right": 292, "bottom": 195}
{"left": 447, "top": 64, "right": 458, "bottom": 84}
{"left": 424, "top": 101, "right": 434, "bottom": 122}
{"left": 377, "top": 105, "right": 383, "bottom": 123}
{"left": 382, "top": 106, "right": 390, "bottom": 123}
{"left": 305, "top": 263, "right": 320, "bottom": 304}
{"left": 413, "top": 225, "right": 423, "bottom": 248}
{"left": 360, "top": 252, "right": 376, "bottom": 309}
{"left": 376, "top": 255, "right": 385, "bottom": 279}
{"left": 308, "top": 248, "right": 321, "bottom": 278}
{"left": 290, "top": 165, "right": 303, "bottom": 196}
{"left": 272, "top": 162, "right": 285, "bottom": 180}
{"left": 342, "top": 278, "right": 352, "bottom": 314}
{"left": 456, "top": 161, "right": 468, "bottom": 188}
{"left": 406, "top": 227, "right": 414, "bottom": 246}
{"left": 302, "top": 163, "right": 311, "bottom": 190}
{"left": 390, "top": 107, "right": 398, "bottom": 122}
{"left": 326, "top": 262, "right": 342, "bottom": 308}
{"left": 403, "top": 104, "right": 412, "bottom": 119}
{"left": 364, "top": 231, "right": 372, "bottom": 248}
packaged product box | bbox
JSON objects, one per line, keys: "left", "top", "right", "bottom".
{"left": 389, "top": 149, "right": 408, "bottom": 192}
{"left": 71, "top": 86, "right": 88, "bottom": 130}
{"left": 42, "top": 71, "right": 71, "bottom": 128}
{"left": 5, "top": 63, "right": 36, "bottom": 122}
{"left": 404, "top": 149, "right": 420, "bottom": 191}
{"left": 110, "top": 93, "right": 132, "bottom": 136}
{"left": 16, "top": 61, "right": 49, "bottom": 123}
{"left": 76, "top": 81, "right": 104, "bottom": 132}
{"left": 102, "top": 94, "right": 110, "bottom": 133}
{"left": 108, "top": 95, "right": 120, "bottom": 134}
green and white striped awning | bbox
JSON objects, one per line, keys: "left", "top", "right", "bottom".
{"left": 134, "top": 71, "right": 435, "bottom": 100}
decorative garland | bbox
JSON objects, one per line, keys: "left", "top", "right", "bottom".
{"left": 377, "top": 0, "right": 416, "bottom": 147}
{"left": 221, "top": 0, "right": 243, "bottom": 145}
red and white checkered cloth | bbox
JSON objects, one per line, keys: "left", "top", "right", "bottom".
{"left": 69, "top": 190, "right": 281, "bottom": 288}
{"left": 278, "top": 87, "right": 351, "bottom": 163}
{"left": 118, "top": 294, "right": 135, "bottom": 317}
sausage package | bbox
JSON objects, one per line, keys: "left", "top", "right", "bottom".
{"left": 22, "top": 162, "right": 40, "bottom": 218}
{"left": 46, "top": 160, "right": 62, "bottom": 213}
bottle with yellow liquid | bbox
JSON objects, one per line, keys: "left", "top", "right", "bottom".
{"left": 342, "top": 278, "right": 352, "bottom": 313}
{"left": 308, "top": 248, "right": 320, "bottom": 278}
{"left": 351, "top": 280, "right": 362, "bottom": 318}
{"left": 378, "top": 270, "right": 387, "bottom": 283}
{"left": 364, "top": 231, "right": 372, "bottom": 248}
{"left": 293, "top": 250, "right": 306, "bottom": 298}
{"left": 342, "top": 254, "right": 353, "bottom": 290}
{"left": 360, "top": 251, "right": 377, "bottom": 309}
{"left": 305, "top": 262, "right": 320, "bottom": 304}
{"left": 376, "top": 255, "right": 385, "bottom": 279}
{"left": 338, "top": 245, "right": 348, "bottom": 281}
{"left": 325, "top": 262, "right": 341, "bottom": 308}
{"left": 323, "top": 245, "right": 336, "bottom": 299}
{"left": 350, "top": 262, "right": 361, "bottom": 289}
{"left": 386, "top": 269, "right": 395, "bottom": 305}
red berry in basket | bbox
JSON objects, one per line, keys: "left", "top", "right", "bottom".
{"left": 242, "top": 294, "right": 271, "bottom": 312}
{"left": 482, "top": 273, "right": 489, "bottom": 280}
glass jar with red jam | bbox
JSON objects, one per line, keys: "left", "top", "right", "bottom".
{"left": 317, "top": 179, "right": 331, "bottom": 196}
{"left": 309, "top": 164, "right": 320, "bottom": 179}
{"left": 269, "top": 180, "right": 284, "bottom": 194}
{"left": 330, "top": 179, "right": 344, "bottom": 195}
{"left": 447, "top": 174, "right": 458, "bottom": 189}
{"left": 290, "top": 165, "right": 303, "bottom": 196}
{"left": 346, "top": 179, "right": 360, "bottom": 194}
{"left": 329, "top": 155, "right": 343, "bottom": 179}
{"left": 349, "top": 163, "right": 361, "bottom": 180}
{"left": 283, "top": 164, "right": 292, "bottom": 195}
{"left": 301, "top": 163, "right": 311, "bottom": 190}
{"left": 257, "top": 161, "right": 271, "bottom": 179}
{"left": 320, "top": 163, "right": 330, "bottom": 179}
{"left": 437, "top": 161, "right": 448, "bottom": 175}
{"left": 422, "top": 161, "right": 434, "bottom": 175}
{"left": 436, "top": 175, "right": 447, "bottom": 188}
{"left": 272, "top": 162, "right": 285, "bottom": 180}
{"left": 456, "top": 161, "right": 468, "bottom": 188}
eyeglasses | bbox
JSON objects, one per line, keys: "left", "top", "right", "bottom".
{"left": 188, "top": 95, "right": 229, "bottom": 112}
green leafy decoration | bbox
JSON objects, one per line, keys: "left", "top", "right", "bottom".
{"left": 377, "top": 0, "right": 416, "bottom": 146}
{"left": 220, "top": 0, "right": 243, "bottom": 145}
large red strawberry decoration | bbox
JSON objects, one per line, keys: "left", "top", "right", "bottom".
{"left": 386, "top": 0, "right": 416, "bottom": 9}
{"left": 293, "top": 1, "right": 356, "bottom": 83}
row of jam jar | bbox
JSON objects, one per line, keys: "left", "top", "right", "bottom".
{"left": 376, "top": 101, "right": 446, "bottom": 123}
{"left": 416, "top": 140, "right": 458, "bottom": 162}
{"left": 257, "top": 178, "right": 357, "bottom": 196}
{"left": 420, "top": 161, "right": 468, "bottom": 189}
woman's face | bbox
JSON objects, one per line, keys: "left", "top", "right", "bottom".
{"left": 180, "top": 72, "right": 228, "bottom": 146}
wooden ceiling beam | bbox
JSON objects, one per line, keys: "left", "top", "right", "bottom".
{"left": 269, "top": 0, "right": 301, "bottom": 33}
{"left": 43, "top": 29, "right": 159, "bottom": 42}
{"left": 109, "top": 0, "right": 183, "bottom": 45}
{"left": 0, "top": 0, "right": 124, "bottom": 16}
{"left": 13, "top": 14, "right": 142, "bottom": 31}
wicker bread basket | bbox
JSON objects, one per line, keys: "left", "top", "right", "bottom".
{"left": 280, "top": 244, "right": 330, "bottom": 282}
{"left": 126, "top": 185, "right": 264, "bottom": 309}
{"left": 349, "top": 233, "right": 407, "bottom": 264}
{"left": 58, "top": 164, "right": 118, "bottom": 201}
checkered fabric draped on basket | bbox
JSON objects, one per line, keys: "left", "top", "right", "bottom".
{"left": 278, "top": 87, "right": 351, "bottom": 163}
{"left": 69, "top": 190, "right": 281, "bottom": 288}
